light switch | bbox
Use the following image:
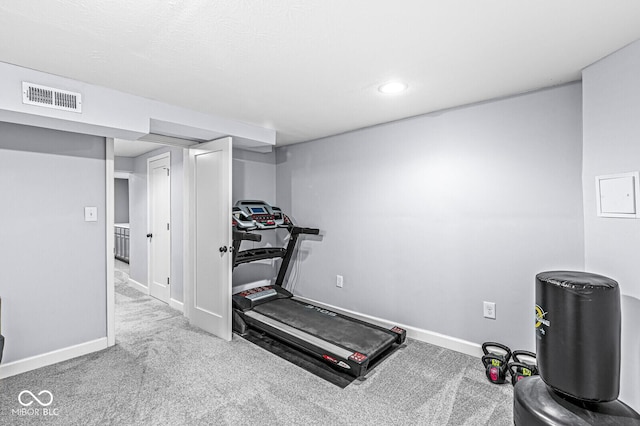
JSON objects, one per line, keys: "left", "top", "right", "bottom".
{"left": 84, "top": 206, "right": 98, "bottom": 222}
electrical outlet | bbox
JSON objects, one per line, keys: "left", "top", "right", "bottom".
{"left": 336, "top": 275, "right": 344, "bottom": 288}
{"left": 483, "top": 301, "right": 496, "bottom": 319}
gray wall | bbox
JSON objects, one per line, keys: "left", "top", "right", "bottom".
{"left": 276, "top": 83, "right": 585, "bottom": 352}
{"left": 232, "top": 149, "right": 279, "bottom": 289}
{"left": 115, "top": 156, "right": 134, "bottom": 173}
{"left": 129, "top": 147, "right": 184, "bottom": 302}
{"left": 582, "top": 39, "right": 640, "bottom": 411}
{"left": 114, "top": 178, "right": 130, "bottom": 223}
{"left": 0, "top": 122, "right": 106, "bottom": 363}
{"left": 233, "top": 149, "right": 276, "bottom": 203}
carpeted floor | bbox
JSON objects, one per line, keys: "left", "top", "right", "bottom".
{"left": 0, "top": 266, "right": 513, "bottom": 425}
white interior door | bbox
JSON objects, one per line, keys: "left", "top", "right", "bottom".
{"left": 185, "top": 137, "right": 232, "bottom": 340}
{"left": 148, "top": 153, "right": 171, "bottom": 304}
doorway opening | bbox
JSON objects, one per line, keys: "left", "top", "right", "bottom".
{"left": 109, "top": 137, "right": 233, "bottom": 346}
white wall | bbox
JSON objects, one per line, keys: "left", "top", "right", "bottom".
{"left": 129, "top": 147, "right": 185, "bottom": 303}
{"left": 276, "top": 83, "right": 585, "bottom": 352}
{"left": 582, "top": 39, "right": 640, "bottom": 412}
{"left": 0, "top": 122, "right": 106, "bottom": 363}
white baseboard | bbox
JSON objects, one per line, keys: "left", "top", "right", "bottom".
{"left": 294, "top": 296, "right": 482, "bottom": 358}
{"left": 169, "top": 298, "right": 184, "bottom": 313}
{"left": 128, "top": 278, "right": 183, "bottom": 313}
{"left": 128, "top": 278, "right": 149, "bottom": 295}
{"left": 0, "top": 337, "right": 108, "bottom": 379}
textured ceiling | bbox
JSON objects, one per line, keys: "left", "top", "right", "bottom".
{"left": 2, "top": 1, "right": 640, "bottom": 146}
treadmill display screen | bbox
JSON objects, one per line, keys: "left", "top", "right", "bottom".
{"left": 250, "top": 207, "right": 266, "bottom": 214}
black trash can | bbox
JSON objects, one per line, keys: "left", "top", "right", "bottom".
{"left": 535, "top": 271, "right": 621, "bottom": 402}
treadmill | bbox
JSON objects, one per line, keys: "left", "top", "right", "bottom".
{"left": 231, "top": 201, "right": 406, "bottom": 378}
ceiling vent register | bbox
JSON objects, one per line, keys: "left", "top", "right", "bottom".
{"left": 22, "top": 82, "right": 82, "bottom": 113}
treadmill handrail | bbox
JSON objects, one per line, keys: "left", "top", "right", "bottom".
{"left": 292, "top": 226, "right": 319, "bottom": 236}
{"left": 232, "top": 224, "right": 320, "bottom": 287}
{"left": 233, "top": 230, "right": 262, "bottom": 242}
{"left": 234, "top": 247, "right": 287, "bottom": 266}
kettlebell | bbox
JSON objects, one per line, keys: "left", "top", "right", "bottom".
{"left": 481, "top": 342, "right": 511, "bottom": 384}
{"left": 508, "top": 350, "right": 538, "bottom": 385}
{"left": 508, "top": 362, "right": 536, "bottom": 385}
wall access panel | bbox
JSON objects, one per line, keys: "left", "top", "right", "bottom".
{"left": 595, "top": 172, "right": 640, "bottom": 218}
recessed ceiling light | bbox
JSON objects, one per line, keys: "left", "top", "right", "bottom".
{"left": 378, "top": 81, "right": 408, "bottom": 94}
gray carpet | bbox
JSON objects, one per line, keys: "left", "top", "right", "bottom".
{"left": 0, "top": 269, "right": 513, "bottom": 425}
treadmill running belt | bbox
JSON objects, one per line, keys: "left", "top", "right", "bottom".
{"left": 242, "top": 329, "right": 355, "bottom": 388}
{"left": 253, "top": 298, "right": 395, "bottom": 358}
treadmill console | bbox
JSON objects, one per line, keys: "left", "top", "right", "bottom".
{"left": 232, "top": 200, "right": 292, "bottom": 230}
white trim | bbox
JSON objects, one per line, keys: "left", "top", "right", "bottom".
{"left": 114, "top": 171, "right": 130, "bottom": 180}
{"left": 169, "top": 298, "right": 184, "bottom": 313}
{"left": 128, "top": 278, "right": 149, "bottom": 295}
{"left": 294, "top": 296, "right": 483, "bottom": 358}
{"left": 0, "top": 338, "right": 108, "bottom": 379}
{"left": 147, "top": 151, "right": 171, "bottom": 164}
{"left": 183, "top": 147, "right": 193, "bottom": 321}
{"left": 106, "top": 138, "right": 115, "bottom": 347}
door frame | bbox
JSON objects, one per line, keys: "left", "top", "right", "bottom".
{"left": 106, "top": 139, "right": 115, "bottom": 346}
{"left": 147, "top": 151, "right": 171, "bottom": 304}
{"left": 106, "top": 138, "right": 233, "bottom": 345}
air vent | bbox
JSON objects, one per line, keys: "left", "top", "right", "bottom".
{"left": 22, "top": 82, "right": 82, "bottom": 113}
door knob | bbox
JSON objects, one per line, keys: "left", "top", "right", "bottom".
{"left": 146, "top": 233, "right": 153, "bottom": 238}
{"left": 219, "top": 246, "right": 228, "bottom": 253}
